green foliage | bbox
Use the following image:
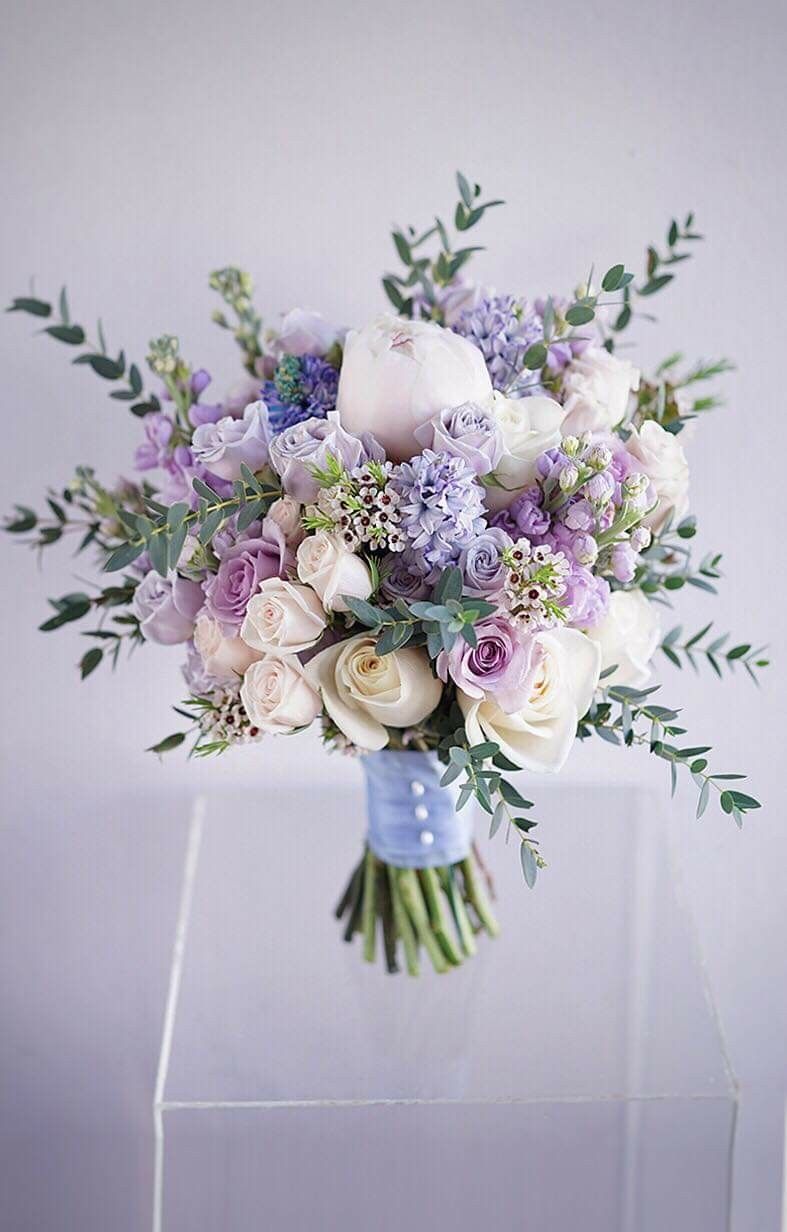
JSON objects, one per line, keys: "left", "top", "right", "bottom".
{"left": 635, "top": 353, "right": 735, "bottom": 435}
{"left": 633, "top": 514, "right": 723, "bottom": 599}
{"left": 106, "top": 467, "right": 280, "bottom": 577}
{"left": 381, "top": 172, "right": 504, "bottom": 320}
{"left": 342, "top": 565, "right": 496, "bottom": 657}
{"left": 6, "top": 285, "right": 159, "bottom": 416}
{"left": 577, "top": 682, "right": 761, "bottom": 828}
{"left": 661, "top": 623, "right": 768, "bottom": 683}
{"left": 606, "top": 213, "right": 702, "bottom": 346}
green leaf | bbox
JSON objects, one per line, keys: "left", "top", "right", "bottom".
{"left": 43, "top": 324, "right": 85, "bottom": 345}
{"left": 147, "top": 732, "right": 186, "bottom": 755}
{"left": 520, "top": 842, "right": 538, "bottom": 888}
{"left": 7, "top": 296, "right": 51, "bottom": 317}
{"left": 39, "top": 595, "right": 91, "bottom": 631}
{"left": 500, "top": 780, "right": 533, "bottom": 810}
{"left": 103, "top": 541, "right": 144, "bottom": 572}
{"left": 565, "top": 304, "right": 595, "bottom": 327}
{"left": 489, "top": 800, "right": 506, "bottom": 840}
{"left": 440, "top": 763, "right": 462, "bottom": 787}
{"left": 80, "top": 647, "right": 103, "bottom": 679}
{"left": 456, "top": 171, "right": 473, "bottom": 208}
{"left": 696, "top": 780, "right": 710, "bottom": 819}
{"left": 147, "top": 531, "right": 170, "bottom": 576}
{"left": 720, "top": 791, "right": 734, "bottom": 814}
{"left": 601, "top": 264, "right": 625, "bottom": 292}
{"left": 382, "top": 278, "right": 407, "bottom": 312}
{"left": 393, "top": 232, "right": 412, "bottom": 265}
{"left": 639, "top": 274, "right": 674, "bottom": 296}
{"left": 341, "top": 596, "right": 386, "bottom": 627}
{"left": 522, "top": 343, "right": 547, "bottom": 369}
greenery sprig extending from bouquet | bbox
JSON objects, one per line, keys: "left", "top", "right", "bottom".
{"left": 4, "top": 169, "right": 766, "bottom": 948}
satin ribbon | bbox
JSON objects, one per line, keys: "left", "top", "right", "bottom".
{"left": 361, "top": 749, "right": 472, "bottom": 869}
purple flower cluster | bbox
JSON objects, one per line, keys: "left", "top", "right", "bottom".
{"left": 392, "top": 450, "right": 486, "bottom": 579}
{"left": 262, "top": 354, "right": 339, "bottom": 434}
{"left": 452, "top": 295, "right": 543, "bottom": 391}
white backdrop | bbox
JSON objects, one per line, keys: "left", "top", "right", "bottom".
{"left": 1, "top": 1, "right": 785, "bottom": 1228}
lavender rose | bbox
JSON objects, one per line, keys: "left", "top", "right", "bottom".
{"left": 191, "top": 401, "right": 270, "bottom": 481}
{"left": 436, "top": 614, "right": 538, "bottom": 713}
{"left": 269, "top": 411, "right": 385, "bottom": 504}
{"left": 459, "top": 528, "right": 513, "bottom": 598}
{"left": 378, "top": 551, "right": 430, "bottom": 604}
{"left": 133, "top": 570, "right": 204, "bottom": 645}
{"left": 204, "top": 519, "right": 292, "bottom": 631}
{"left": 414, "top": 402, "right": 504, "bottom": 477}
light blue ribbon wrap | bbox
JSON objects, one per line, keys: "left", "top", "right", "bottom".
{"left": 362, "top": 749, "right": 473, "bottom": 869}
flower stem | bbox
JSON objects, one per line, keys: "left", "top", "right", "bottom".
{"left": 418, "top": 867, "right": 463, "bottom": 966}
{"left": 460, "top": 856, "right": 500, "bottom": 938}
{"left": 377, "top": 864, "right": 399, "bottom": 974}
{"left": 388, "top": 866, "right": 420, "bottom": 976}
{"left": 362, "top": 847, "right": 377, "bottom": 964}
{"left": 438, "top": 864, "right": 477, "bottom": 957}
{"left": 396, "top": 868, "right": 448, "bottom": 974}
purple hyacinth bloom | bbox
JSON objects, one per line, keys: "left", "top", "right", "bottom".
{"left": 453, "top": 295, "right": 544, "bottom": 391}
{"left": 459, "top": 527, "right": 513, "bottom": 598}
{"left": 262, "top": 354, "right": 339, "bottom": 434}
{"left": 392, "top": 450, "right": 486, "bottom": 578}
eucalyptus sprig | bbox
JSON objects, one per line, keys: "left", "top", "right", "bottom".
{"left": 381, "top": 171, "right": 504, "bottom": 320}
{"left": 661, "top": 623, "right": 768, "bottom": 683}
{"left": 634, "top": 353, "right": 735, "bottom": 436}
{"left": 104, "top": 464, "right": 280, "bottom": 577}
{"left": 342, "top": 566, "right": 496, "bottom": 657}
{"left": 606, "top": 213, "right": 702, "bottom": 345}
{"left": 633, "top": 514, "right": 723, "bottom": 600}
{"left": 578, "top": 682, "right": 761, "bottom": 827}
{"left": 209, "top": 266, "right": 264, "bottom": 375}
{"left": 6, "top": 286, "right": 159, "bottom": 417}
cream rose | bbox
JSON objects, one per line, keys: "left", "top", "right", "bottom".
{"left": 585, "top": 590, "right": 661, "bottom": 689}
{"left": 306, "top": 635, "right": 442, "bottom": 751}
{"left": 240, "top": 655, "right": 321, "bottom": 734}
{"left": 241, "top": 579, "right": 327, "bottom": 656}
{"left": 485, "top": 392, "right": 566, "bottom": 511}
{"left": 267, "top": 495, "right": 305, "bottom": 547}
{"left": 624, "top": 420, "right": 690, "bottom": 532}
{"left": 561, "top": 347, "right": 640, "bottom": 435}
{"left": 458, "top": 627, "right": 601, "bottom": 773}
{"left": 193, "top": 613, "right": 262, "bottom": 681}
{"left": 296, "top": 531, "right": 373, "bottom": 613}
{"left": 336, "top": 314, "right": 493, "bottom": 461}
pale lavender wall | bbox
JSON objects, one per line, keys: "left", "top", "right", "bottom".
{"left": 1, "top": 1, "right": 785, "bottom": 1228}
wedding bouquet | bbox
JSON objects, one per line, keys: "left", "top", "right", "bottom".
{"left": 6, "top": 173, "right": 765, "bottom": 975}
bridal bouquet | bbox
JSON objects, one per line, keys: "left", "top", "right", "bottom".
{"left": 6, "top": 173, "right": 765, "bottom": 975}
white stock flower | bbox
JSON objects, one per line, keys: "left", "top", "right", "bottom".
{"left": 296, "top": 531, "right": 373, "bottom": 613}
{"left": 336, "top": 314, "right": 493, "bottom": 461}
{"left": 458, "top": 627, "right": 601, "bottom": 772}
{"left": 306, "top": 634, "right": 442, "bottom": 751}
{"left": 485, "top": 392, "right": 566, "bottom": 511}
{"left": 585, "top": 590, "right": 661, "bottom": 689}
{"left": 561, "top": 347, "right": 640, "bottom": 435}
{"left": 241, "top": 579, "right": 327, "bottom": 656}
{"left": 240, "top": 655, "right": 322, "bottom": 734}
{"left": 624, "top": 420, "right": 690, "bottom": 532}
{"left": 193, "top": 613, "right": 262, "bottom": 682}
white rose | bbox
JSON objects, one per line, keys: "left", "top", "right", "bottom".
{"left": 267, "top": 495, "right": 305, "bottom": 547}
{"left": 336, "top": 314, "right": 493, "bottom": 461}
{"left": 485, "top": 392, "right": 566, "bottom": 511}
{"left": 194, "top": 613, "right": 262, "bottom": 682}
{"left": 296, "top": 532, "right": 373, "bottom": 613}
{"left": 624, "top": 420, "right": 690, "bottom": 532}
{"left": 585, "top": 590, "right": 661, "bottom": 689}
{"left": 240, "top": 655, "right": 322, "bottom": 734}
{"left": 241, "top": 579, "right": 327, "bottom": 656}
{"left": 561, "top": 347, "right": 640, "bottom": 435}
{"left": 306, "top": 634, "right": 442, "bottom": 751}
{"left": 458, "top": 627, "right": 600, "bottom": 773}
{"left": 274, "top": 307, "right": 339, "bottom": 357}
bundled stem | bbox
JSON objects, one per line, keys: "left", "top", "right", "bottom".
{"left": 336, "top": 846, "right": 499, "bottom": 976}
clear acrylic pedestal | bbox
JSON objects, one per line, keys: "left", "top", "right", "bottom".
{"left": 153, "top": 780, "right": 737, "bottom": 1232}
